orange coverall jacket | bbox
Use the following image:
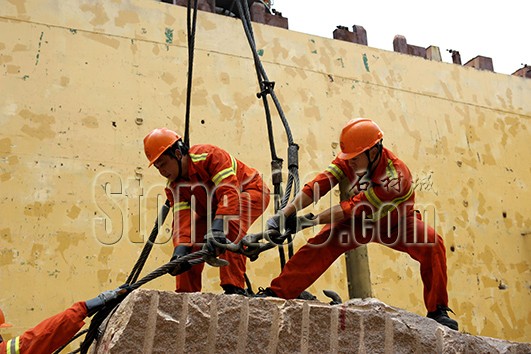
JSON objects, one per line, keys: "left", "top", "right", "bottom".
{"left": 0, "top": 302, "right": 86, "bottom": 354}
{"left": 165, "top": 144, "right": 268, "bottom": 245}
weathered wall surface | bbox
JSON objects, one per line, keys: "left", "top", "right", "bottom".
{"left": 94, "top": 289, "right": 531, "bottom": 353}
{"left": 0, "top": 0, "right": 529, "bottom": 345}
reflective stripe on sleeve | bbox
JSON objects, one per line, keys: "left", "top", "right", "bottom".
{"left": 173, "top": 201, "right": 191, "bottom": 213}
{"left": 364, "top": 186, "right": 414, "bottom": 220}
{"left": 190, "top": 153, "right": 208, "bottom": 162}
{"left": 385, "top": 159, "right": 398, "bottom": 179}
{"left": 211, "top": 156, "right": 237, "bottom": 186}
{"left": 7, "top": 337, "right": 20, "bottom": 354}
{"left": 325, "top": 163, "right": 345, "bottom": 181}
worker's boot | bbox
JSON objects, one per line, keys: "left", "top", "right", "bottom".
{"left": 255, "top": 288, "right": 317, "bottom": 300}
{"left": 297, "top": 290, "right": 317, "bottom": 301}
{"left": 254, "top": 287, "right": 278, "bottom": 298}
{"left": 222, "top": 284, "right": 247, "bottom": 296}
{"left": 427, "top": 305, "right": 459, "bottom": 330}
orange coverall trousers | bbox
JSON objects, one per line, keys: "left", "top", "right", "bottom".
{"left": 270, "top": 210, "right": 448, "bottom": 312}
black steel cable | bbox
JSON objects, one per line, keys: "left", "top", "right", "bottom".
{"left": 184, "top": 0, "right": 199, "bottom": 147}
{"left": 235, "top": 0, "right": 300, "bottom": 267}
{"left": 53, "top": 329, "right": 87, "bottom": 354}
{"left": 127, "top": 250, "right": 211, "bottom": 290}
{"left": 77, "top": 249, "right": 212, "bottom": 353}
{"left": 126, "top": 199, "right": 171, "bottom": 285}
{"left": 237, "top": 0, "right": 295, "bottom": 144}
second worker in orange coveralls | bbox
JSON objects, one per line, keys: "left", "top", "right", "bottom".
{"left": 261, "top": 118, "right": 458, "bottom": 330}
{"left": 144, "top": 128, "right": 270, "bottom": 295}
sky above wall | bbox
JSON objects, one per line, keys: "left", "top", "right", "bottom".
{"left": 271, "top": 0, "right": 530, "bottom": 76}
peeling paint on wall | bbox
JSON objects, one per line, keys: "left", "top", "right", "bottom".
{"left": 19, "top": 109, "right": 56, "bottom": 140}
{"left": 23, "top": 201, "right": 54, "bottom": 218}
{"left": 115, "top": 10, "right": 140, "bottom": 27}
{"left": 55, "top": 231, "right": 86, "bottom": 261}
{"left": 80, "top": 3, "right": 110, "bottom": 26}
{"left": 84, "top": 32, "right": 120, "bottom": 49}
{"left": 81, "top": 116, "right": 98, "bottom": 128}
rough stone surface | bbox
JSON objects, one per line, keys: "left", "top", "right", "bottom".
{"left": 93, "top": 290, "right": 530, "bottom": 353}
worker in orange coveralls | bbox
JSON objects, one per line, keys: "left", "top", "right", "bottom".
{"left": 0, "top": 287, "right": 127, "bottom": 354}
{"left": 260, "top": 118, "right": 458, "bottom": 330}
{"left": 143, "top": 128, "right": 270, "bottom": 295}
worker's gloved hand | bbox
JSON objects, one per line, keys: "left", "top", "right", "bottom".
{"left": 85, "top": 286, "right": 129, "bottom": 316}
{"left": 169, "top": 245, "right": 192, "bottom": 276}
{"left": 267, "top": 211, "right": 297, "bottom": 234}
{"left": 204, "top": 218, "right": 227, "bottom": 257}
{"left": 296, "top": 213, "right": 317, "bottom": 231}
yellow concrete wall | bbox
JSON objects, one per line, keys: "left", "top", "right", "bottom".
{"left": 0, "top": 0, "right": 529, "bottom": 345}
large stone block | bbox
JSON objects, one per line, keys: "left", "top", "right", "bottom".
{"left": 92, "top": 290, "right": 530, "bottom": 353}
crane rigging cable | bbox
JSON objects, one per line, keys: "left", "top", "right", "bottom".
{"left": 234, "top": 0, "right": 300, "bottom": 264}
{"left": 183, "top": 0, "right": 199, "bottom": 147}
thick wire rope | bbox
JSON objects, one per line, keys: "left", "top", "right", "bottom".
{"left": 126, "top": 199, "right": 171, "bottom": 285}
{"left": 77, "top": 250, "right": 211, "bottom": 354}
{"left": 184, "top": 0, "right": 199, "bottom": 146}
{"left": 235, "top": 0, "right": 300, "bottom": 266}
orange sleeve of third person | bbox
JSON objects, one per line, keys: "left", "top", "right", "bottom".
{"left": 1, "top": 301, "right": 87, "bottom": 354}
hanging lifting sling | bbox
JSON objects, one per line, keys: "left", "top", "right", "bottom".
{"left": 233, "top": 0, "right": 301, "bottom": 268}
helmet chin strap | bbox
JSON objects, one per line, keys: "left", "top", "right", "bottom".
{"left": 167, "top": 140, "right": 188, "bottom": 181}
{"left": 176, "top": 140, "right": 189, "bottom": 181}
{"left": 165, "top": 149, "right": 183, "bottom": 181}
{"left": 176, "top": 157, "right": 183, "bottom": 180}
{"left": 364, "top": 142, "right": 383, "bottom": 177}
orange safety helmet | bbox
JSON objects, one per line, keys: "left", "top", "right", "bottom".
{"left": 338, "top": 118, "right": 384, "bottom": 160}
{"left": 143, "top": 128, "right": 182, "bottom": 166}
{"left": 0, "top": 308, "right": 12, "bottom": 328}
